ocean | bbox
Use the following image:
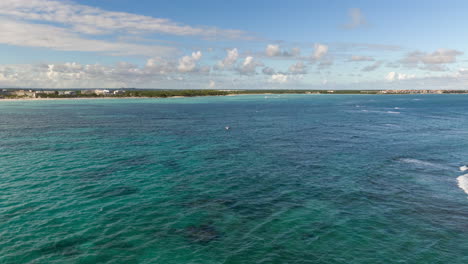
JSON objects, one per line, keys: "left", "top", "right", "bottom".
{"left": 1, "top": 94, "right": 467, "bottom": 263}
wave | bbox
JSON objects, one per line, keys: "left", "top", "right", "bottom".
{"left": 457, "top": 174, "right": 468, "bottom": 195}
{"left": 359, "top": 110, "right": 400, "bottom": 114}
{"left": 384, "top": 123, "right": 401, "bottom": 128}
{"left": 399, "top": 158, "right": 450, "bottom": 170}
{"left": 460, "top": 165, "right": 468, "bottom": 172}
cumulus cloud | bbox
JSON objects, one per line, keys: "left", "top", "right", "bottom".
{"left": 343, "top": 8, "right": 367, "bottom": 29}
{"left": 270, "top": 73, "right": 289, "bottom": 84}
{"left": 266, "top": 44, "right": 281, "bottom": 57}
{"left": 145, "top": 57, "right": 175, "bottom": 74}
{"left": 349, "top": 55, "right": 375, "bottom": 62}
{"left": 313, "top": 43, "right": 329, "bottom": 60}
{"left": 385, "top": 72, "right": 416, "bottom": 82}
{"left": 0, "top": 63, "right": 126, "bottom": 88}
{"left": 0, "top": 0, "right": 252, "bottom": 40}
{"left": 289, "top": 62, "right": 307, "bottom": 74}
{"left": 401, "top": 49, "right": 463, "bottom": 68}
{"left": 237, "top": 56, "right": 263, "bottom": 75}
{"left": 361, "top": 61, "right": 382, "bottom": 72}
{"left": 265, "top": 44, "right": 301, "bottom": 57}
{"left": 217, "top": 48, "right": 239, "bottom": 69}
{"left": 178, "top": 51, "right": 203, "bottom": 72}
{"left": 0, "top": 58, "right": 218, "bottom": 89}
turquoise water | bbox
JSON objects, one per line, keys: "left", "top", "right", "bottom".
{"left": 1, "top": 94, "right": 468, "bottom": 264}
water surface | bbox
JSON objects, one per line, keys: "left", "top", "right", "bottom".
{"left": 1, "top": 94, "right": 468, "bottom": 263}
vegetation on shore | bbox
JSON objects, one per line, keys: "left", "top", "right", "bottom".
{"left": 1, "top": 89, "right": 467, "bottom": 99}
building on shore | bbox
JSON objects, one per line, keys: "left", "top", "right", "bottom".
{"left": 36, "top": 91, "right": 56, "bottom": 95}
{"left": 80, "top": 90, "right": 96, "bottom": 95}
{"left": 379, "top": 90, "right": 447, "bottom": 94}
{"left": 94, "top": 89, "right": 110, "bottom": 95}
{"left": 2, "top": 90, "right": 37, "bottom": 98}
{"left": 113, "top": 90, "right": 125, "bottom": 95}
{"left": 57, "top": 91, "right": 76, "bottom": 96}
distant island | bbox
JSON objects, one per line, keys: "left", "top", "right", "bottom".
{"left": 1, "top": 88, "right": 467, "bottom": 99}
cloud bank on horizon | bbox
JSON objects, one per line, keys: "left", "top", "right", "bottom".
{"left": 0, "top": 0, "right": 467, "bottom": 89}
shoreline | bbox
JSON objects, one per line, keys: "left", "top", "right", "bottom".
{"left": 1, "top": 92, "right": 467, "bottom": 102}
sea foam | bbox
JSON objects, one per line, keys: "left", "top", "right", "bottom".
{"left": 457, "top": 174, "right": 468, "bottom": 195}
{"left": 400, "top": 158, "right": 442, "bottom": 168}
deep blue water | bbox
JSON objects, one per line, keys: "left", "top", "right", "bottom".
{"left": 1, "top": 94, "right": 468, "bottom": 263}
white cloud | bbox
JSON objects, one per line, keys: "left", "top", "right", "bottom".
{"left": 401, "top": 49, "right": 463, "bottom": 65}
{"left": 265, "top": 44, "right": 300, "bottom": 57}
{"left": 0, "top": 63, "right": 128, "bottom": 88}
{"left": 266, "top": 44, "right": 281, "bottom": 57}
{"left": 217, "top": 48, "right": 239, "bottom": 69}
{"left": 0, "top": 56, "right": 221, "bottom": 88}
{"left": 344, "top": 8, "right": 367, "bottom": 29}
{"left": 289, "top": 62, "right": 307, "bottom": 74}
{"left": 178, "top": 51, "right": 203, "bottom": 73}
{"left": 313, "top": 43, "right": 328, "bottom": 60}
{"left": 0, "top": 19, "right": 177, "bottom": 57}
{"left": 0, "top": 0, "right": 252, "bottom": 40}
{"left": 385, "top": 72, "right": 416, "bottom": 82}
{"left": 237, "top": 56, "right": 263, "bottom": 75}
{"left": 145, "top": 57, "right": 175, "bottom": 74}
{"left": 270, "top": 73, "right": 289, "bottom": 84}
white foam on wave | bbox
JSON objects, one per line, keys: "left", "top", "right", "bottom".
{"left": 457, "top": 174, "right": 468, "bottom": 195}
{"left": 386, "top": 111, "right": 400, "bottom": 114}
{"left": 399, "top": 158, "right": 450, "bottom": 170}
{"left": 384, "top": 123, "right": 401, "bottom": 128}
{"left": 460, "top": 165, "right": 468, "bottom": 171}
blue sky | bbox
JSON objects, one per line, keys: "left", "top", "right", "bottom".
{"left": 0, "top": 0, "right": 467, "bottom": 89}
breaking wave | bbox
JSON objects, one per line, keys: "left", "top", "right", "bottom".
{"left": 399, "top": 158, "right": 451, "bottom": 170}
{"left": 457, "top": 174, "right": 468, "bottom": 195}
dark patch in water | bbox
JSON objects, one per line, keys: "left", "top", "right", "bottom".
{"left": 77, "top": 166, "right": 118, "bottom": 180}
{"left": 182, "top": 198, "right": 237, "bottom": 209}
{"left": 38, "top": 236, "right": 93, "bottom": 256}
{"left": 183, "top": 224, "right": 222, "bottom": 244}
{"left": 302, "top": 223, "right": 337, "bottom": 242}
{"left": 89, "top": 186, "right": 139, "bottom": 199}
{"left": 161, "top": 159, "right": 180, "bottom": 170}
{"left": 118, "top": 155, "right": 154, "bottom": 167}
{"left": 1, "top": 205, "right": 38, "bottom": 222}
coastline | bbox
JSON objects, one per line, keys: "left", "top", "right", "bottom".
{"left": 0, "top": 96, "right": 160, "bottom": 102}
{"left": 1, "top": 92, "right": 467, "bottom": 102}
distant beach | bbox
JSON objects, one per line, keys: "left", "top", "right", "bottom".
{"left": 1, "top": 89, "right": 468, "bottom": 102}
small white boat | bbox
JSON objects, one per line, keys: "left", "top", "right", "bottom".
{"left": 225, "top": 126, "right": 230, "bottom": 130}
{"left": 460, "top": 165, "right": 468, "bottom": 171}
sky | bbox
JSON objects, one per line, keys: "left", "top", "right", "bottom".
{"left": 1, "top": 0, "right": 468, "bottom": 89}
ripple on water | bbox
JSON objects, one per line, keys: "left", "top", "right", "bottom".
{"left": 2, "top": 95, "right": 468, "bottom": 263}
